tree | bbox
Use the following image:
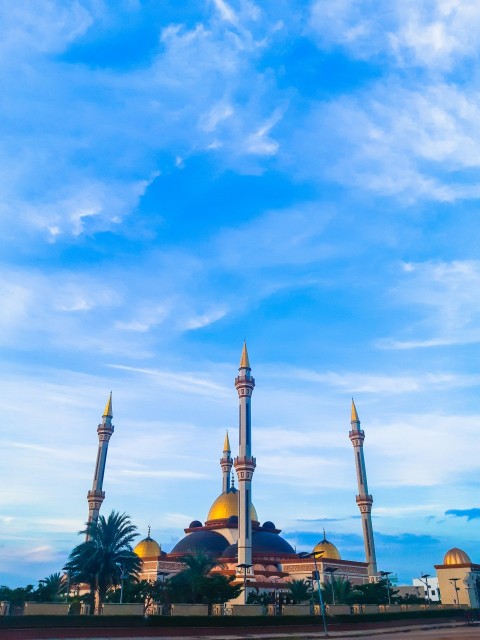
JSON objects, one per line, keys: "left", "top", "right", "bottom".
{"left": 0, "top": 585, "right": 35, "bottom": 610}
{"left": 35, "top": 572, "right": 66, "bottom": 602}
{"left": 287, "top": 579, "right": 312, "bottom": 604}
{"left": 162, "top": 552, "right": 241, "bottom": 605}
{"left": 176, "top": 551, "right": 219, "bottom": 604}
{"left": 321, "top": 576, "right": 353, "bottom": 605}
{"left": 65, "top": 511, "right": 141, "bottom": 614}
{"left": 106, "top": 579, "right": 165, "bottom": 612}
{"left": 348, "top": 579, "right": 398, "bottom": 605}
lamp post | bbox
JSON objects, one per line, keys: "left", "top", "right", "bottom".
{"left": 449, "top": 577, "right": 460, "bottom": 605}
{"left": 419, "top": 573, "right": 431, "bottom": 604}
{"left": 116, "top": 562, "right": 128, "bottom": 604}
{"left": 379, "top": 571, "right": 392, "bottom": 605}
{"left": 299, "top": 551, "right": 328, "bottom": 637}
{"left": 236, "top": 563, "right": 253, "bottom": 604}
{"left": 325, "top": 567, "right": 338, "bottom": 605}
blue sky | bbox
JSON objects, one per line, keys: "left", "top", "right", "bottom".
{"left": 1, "top": 0, "right": 480, "bottom": 587}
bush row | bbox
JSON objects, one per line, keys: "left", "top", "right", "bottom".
{"left": 0, "top": 608, "right": 468, "bottom": 630}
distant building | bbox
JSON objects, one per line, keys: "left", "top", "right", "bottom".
{"left": 434, "top": 548, "right": 480, "bottom": 607}
{"left": 412, "top": 577, "right": 440, "bottom": 602}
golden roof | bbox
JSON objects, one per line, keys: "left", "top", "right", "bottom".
{"left": 351, "top": 399, "right": 359, "bottom": 422}
{"left": 443, "top": 547, "right": 471, "bottom": 565}
{"left": 207, "top": 489, "right": 258, "bottom": 522}
{"left": 239, "top": 341, "right": 251, "bottom": 369}
{"left": 223, "top": 430, "right": 231, "bottom": 452}
{"left": 313, "top": 533, "right": 341, "bottom": 560}
{"left": 134, "top": 534, "right": 161, "bottom": 559}
{"left": 103, "top": 392, "right": 113, "bottom": 418}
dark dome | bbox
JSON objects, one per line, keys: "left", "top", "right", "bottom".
{"left": 189, "top": 520, "right": 203, "bottom": 528}
{"left": 227, "top": 515, "right": 238, "bottom": 525}
{"left": 170, "top": 531, "right": 229, "bottom": 556}
{"left": 262, "top": 521, "right": 276, "bottom": 529}
{"left": 222, "top": 531, "right": 296, "bottom": 558}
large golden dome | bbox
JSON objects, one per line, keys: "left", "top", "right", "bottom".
{"left": 134, "top": 531, "right": 161, "bottom": 559}
{"left": 207, "top": 488, "right": 258, "bottom": 522}
{"left": 313, "top": 532, "right": 341, "bottom": 560}
{"left": 443, "top": 547, "right": 471, "bottom": 565}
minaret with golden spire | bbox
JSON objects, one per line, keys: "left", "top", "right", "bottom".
{"left": 221, "top": 431, "right": 233, "bottom": 494}
{"left": 349, "top": 399, "right": 377, "bottom": 577}
{"left": 234, "top": 342, "right": 256, "bottom": 583}
{"left": 86, "top": 393, "right": 114, "bottom": 540}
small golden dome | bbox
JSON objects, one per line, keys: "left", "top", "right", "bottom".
{"left": 443, "top": 547, "right": 471, "bottom": 565}
{"left": 134, "top": 531, "right": 161, "bottom": 559}
{"left": 313, "top": 532, "right": 341, "bottom": 560}
{"left": 207, "top": 489, "right": 258, "bottom": 522}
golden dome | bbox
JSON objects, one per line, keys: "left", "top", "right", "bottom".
{"left": 207, "top": 489, "right": 258, "bottom": 522}
{"left": 443, "top": 547, "right": 471, "bottom": 565}
{"left": 134, "top": 531, "right": 161, "bottom": 559}
{"left": 313, "top": 532, "right": 341, "bottom": 560}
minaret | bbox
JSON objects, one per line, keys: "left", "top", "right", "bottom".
{"left": 86, "top": 393, "right": 114, "bottom": 540}
{"left": 220, "top": 431, "right": 233, "bottom": 493}
{"left": 349, "top": 399, "right": 378, "bottom": 577}
{"left": 234, "top": 342, "right": 256, "bottom": 580}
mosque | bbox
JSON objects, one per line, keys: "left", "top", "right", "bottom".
{"left": 85, "top": 343, "right": 480, "bottom": 604}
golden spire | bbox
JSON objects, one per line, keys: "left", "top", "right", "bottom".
{"left": 103, "top": 392, "right": 113, "bottom": 418}
{"left": 239, "top": 341, "right": 250, "bottom": 369}
{"left": 351, "top": 398, "right": 359, "bottom": 422}
{"left": 223, "top": 430, "right": 231, "bottom": 452}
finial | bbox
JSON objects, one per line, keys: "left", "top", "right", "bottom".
{"left": 224, "top": 430, "right": 231, "bottom": 453}
{"left": 239, "top": 341, "right": 251, "bottom": 369}
{"left": 230, "top": 471, "right": 235, "bottom": 490}
{"left": 103, "top": 392, "right": 113, "bottom": 418}
{"left": 147, "top": 524, "right": 151, "bottom": 538}
{"left": 351, "top": 398, "right": 359, "bottom": 422}
{"left": 323, "top": 528, "right": 327, "bottom": 541}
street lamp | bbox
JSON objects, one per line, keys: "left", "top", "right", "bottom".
{"left": 116, "top": 562, "right": 128, "bottom": 604}
{"left": 449, "top": 577, "right": 460, "bottom": 605}
{"left": 379, "top": 571, "right": 392, "bottom": 606}
{"left": 419, "top": 573, "right": 431, "bottom": 605}
{"left": 324, "top": 567, "right": 338, "bottom": 606}
{"left": 236, "top": 563, "right": 253, "bottom": 605}
{"left": 298, "top": 551, "right": 328, "bottom": 637}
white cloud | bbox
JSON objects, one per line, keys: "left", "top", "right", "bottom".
{"left": 309, "top": 0, "right": 480, "bottom": 70}
{"left": 380, "top": 260, "right": 480, "bottom": 349}
{"left": 292, "top": 83, "right": 480, "bottom": 202}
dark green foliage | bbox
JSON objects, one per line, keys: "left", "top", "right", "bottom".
{"left": 64, "top": 510, "right": 141, "bottom": 614}
{"left": 287, "top": 579, "right": 312, "bottom": 603}
{"left": 106, "top": 578, "right": 164, "bottom": 611}
{"left": 35, "top": 572, "right": 66, "bottom": 602}
{"left": 0, "top": 584, "right": 35, "bottom": 608}
{"left": 162, "top": 552, "right": 241, "bottom": 605}
{"left": 348, "top": 578, "right": 398, "bottom": 605}
{"left": 321, "top": 576, "right": 353, "bottom": 605}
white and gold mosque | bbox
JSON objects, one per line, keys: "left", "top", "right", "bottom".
{"left": 85, "top": 343, "right": 480, "bottom": 605}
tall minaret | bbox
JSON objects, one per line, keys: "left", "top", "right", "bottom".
{"left": 234, "top": 342, "right": 256, "bottom": 579}
{"left": 220, "top": 431, "right": 233, "bottom": 493}
{"left": 86, "top": 393, "right": 114, "bottom": 539}
{"left": 349, "top": 399, "right": 377, "bottom": 577}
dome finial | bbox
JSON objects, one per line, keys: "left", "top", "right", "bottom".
{"left": 351, "top": 398, "right": 359, "bottom": 422}
{"left": 103, "top": 391, "right": 113, "bottom": 418}
{"left": 147, "top": 524, "right": 151, "bottom": 538}
{"left": 239, "top": 341, "right": 251, "bottom": 369}
{"left": 230, "top": 471, "right": 235, "bottom": 490}
{"left": 323, "top": 527, "right": 326, "bottom": 541}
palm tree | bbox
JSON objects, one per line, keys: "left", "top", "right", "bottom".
{"left": 65, "top": 511, "right": 141, "bottom": 614}
{"left": 177, "top": 551, "right": 219, "bottom": 604}
{"left": 36, "top": 572, "right": 66, "bottom": 602}
{"left": 287, "top": 579, "right": 312, "bottom": 604}
{"left": 321, "top": 576, "right": 353, "bottom": 605}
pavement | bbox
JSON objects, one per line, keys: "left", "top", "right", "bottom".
{"left": 1, "top": 620, "right": 479, "bottom": 640}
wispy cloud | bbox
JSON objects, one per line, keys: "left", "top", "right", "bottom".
{"left": 445, "top": 508, "right": 480, "bottom": 521}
